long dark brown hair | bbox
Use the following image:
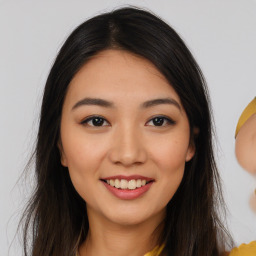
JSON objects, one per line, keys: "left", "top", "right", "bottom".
{"left": 20, "top": 6, "right": 232, "bottom": 256}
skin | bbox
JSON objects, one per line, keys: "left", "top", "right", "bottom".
{"left": 59, "top": 49, "right": 195, "bottom": 256}
{"left": 235, "top": 114, "right": 256, "bottom": 174}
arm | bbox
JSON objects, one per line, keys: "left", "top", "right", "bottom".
{"left": 235, "top": 98, "right": 256, "bottom": 174}
{"left": 235, "top": 113, "right": 256, "bottom": 173}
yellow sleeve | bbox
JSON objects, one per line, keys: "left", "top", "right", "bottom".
{"left": 235, "top": 97, "right": 256, "bottom": 137}
{"left": 229, "top": 241, "right": 256, "bottom": 256}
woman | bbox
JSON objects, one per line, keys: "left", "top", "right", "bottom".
{"left": 20, "top": 7, "right": 255, "bottom": 256}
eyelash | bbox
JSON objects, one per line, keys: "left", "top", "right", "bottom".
{"left": 80, "top": 115, "right": 175, "bottom": 127}
{"left": 146, "top": 116, "right": 175, "bottom": 127}
{"left": 81, "top": 115, "right": 110, "bottom": 127}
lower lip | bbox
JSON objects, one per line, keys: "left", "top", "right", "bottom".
{"left": 101, "top": 181, "right": 153, "bottom": 200}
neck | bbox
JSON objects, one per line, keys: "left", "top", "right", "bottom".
{"left": 79, "top": 208, "right": 165, "bottom": 256}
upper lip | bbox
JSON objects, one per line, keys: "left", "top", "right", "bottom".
{"left": 100, "top": 175, "right": 154, "bottom": 182}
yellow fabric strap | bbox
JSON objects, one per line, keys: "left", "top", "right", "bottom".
{"left": 235, "top": 97, "right": 256, "bottom": 138}
{"left": 144, "top": 244, "right": 164, "bottom": 256}
{"left": 229, "top": 241, "right": 256, "bottom": 256}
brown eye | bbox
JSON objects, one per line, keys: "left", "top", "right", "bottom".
{"left": 152, "top": 117, "right": 165, "bottom": 126}
{"left": 146, "top": 116, "right": 175, "bottom": 127}
{"left": 81, "top": 116, "right": 109, "bottom": 127}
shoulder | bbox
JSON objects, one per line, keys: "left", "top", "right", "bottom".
{"left": 229, "top": 241, "right": 256, "bottom": 256}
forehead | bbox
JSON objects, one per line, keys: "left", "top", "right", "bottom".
{"left": 66, "top": 49, "right": 181, "bottom": 105}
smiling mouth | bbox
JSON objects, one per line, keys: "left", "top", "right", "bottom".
{"left": 100, "top": 178, "right": 154, "bottom": 190}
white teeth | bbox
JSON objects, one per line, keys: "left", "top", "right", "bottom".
{"left": 114, "top": 179, "right": 120, "bottom": 188}
{"left": 136, "top": 179, "right": 142, "bottom": 187}
{"left": 106, "top": 179, "right": 149, "bottom": 190}
{"left": 120, "top": 179, "right": 128, "bottom": 189}
{"left": 128, "top": 179, "right": 136, "bottom": 190}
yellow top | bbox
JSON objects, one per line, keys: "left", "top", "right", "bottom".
{"left": 144, "top": 241, "right": 256, "bottom": 256}
{"left": 76, "top": 245, "right": 164, "bottom": 256}
{"left": 76, "top": 241, "right": 256, "bottom": 255}
{"left": 229, "top": 241, "right": 256, "bottom": 256}
{"left": 235, "top": 97, "right": 256, "bottom": 137}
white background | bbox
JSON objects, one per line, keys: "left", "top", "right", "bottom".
{"left": 1, "top": 0, "right": 256, "bottom": 255}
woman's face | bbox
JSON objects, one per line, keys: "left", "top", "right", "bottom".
{"left": 59, "top": 49, "right": 195, "bottom": 226}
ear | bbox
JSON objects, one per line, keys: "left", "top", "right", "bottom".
{"left": 185, "top": 127, "right": 199, "bottom": 162}
{"left": 57, "top": 140, "right": 68, "bottom": 167}
{"left": 185, "top": 143, "right": 196, "bottom": 162}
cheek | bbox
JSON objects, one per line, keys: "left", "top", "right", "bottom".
{"left": 148, "top": 134, "right": 189, "bottom": 203}
{"left": 62, "top": 128, "right": 107, "bottom": 169}
{"left": 149, "top": 135, "right": 190, "bottom": 172}
{"left": 62, "top": 140, "right": 103, "bottom": 204}
{"left": 155, "top": 141, "right": 186, "bottom": 188}
{"left": 60, "top": 131, "right": 108, "bottom": 195}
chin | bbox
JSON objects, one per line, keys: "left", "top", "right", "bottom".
{"left": 105, "top": 206, "right": 165, "bottom": 227}
{"left": 110, "top": 214, "right": 150, "bottom": 226}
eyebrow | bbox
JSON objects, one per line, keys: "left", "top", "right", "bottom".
{"left": 72, "top": 98, "right": 114, "bottom": 110}
{"left": 72, "top": 97, "right": 181, "bottom": 111}
{"left": 141, "top": 98, "right": 181, "bottom": 110}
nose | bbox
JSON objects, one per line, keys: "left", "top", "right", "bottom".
{"left": 108, "top": 124, "right": 147, "bottom": 167}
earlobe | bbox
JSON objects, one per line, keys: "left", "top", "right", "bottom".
{"left": 57, "top": 140, "right": 68, "bottom": 167}
{"left": 185, "top": 127, "right": 199, "bottom": 162}
{"left": 185, "top": 144, "right": 196, "bottom": 162}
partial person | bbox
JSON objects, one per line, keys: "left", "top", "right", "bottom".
{"left": 235, "top": 97, "right": 256, "bottom": 174}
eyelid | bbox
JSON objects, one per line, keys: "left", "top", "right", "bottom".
{"left": 80, "top": 115, "right": 110, "bottom": 127}
{"left": 145, "top": 115, "right": 176, "bottom": 126}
